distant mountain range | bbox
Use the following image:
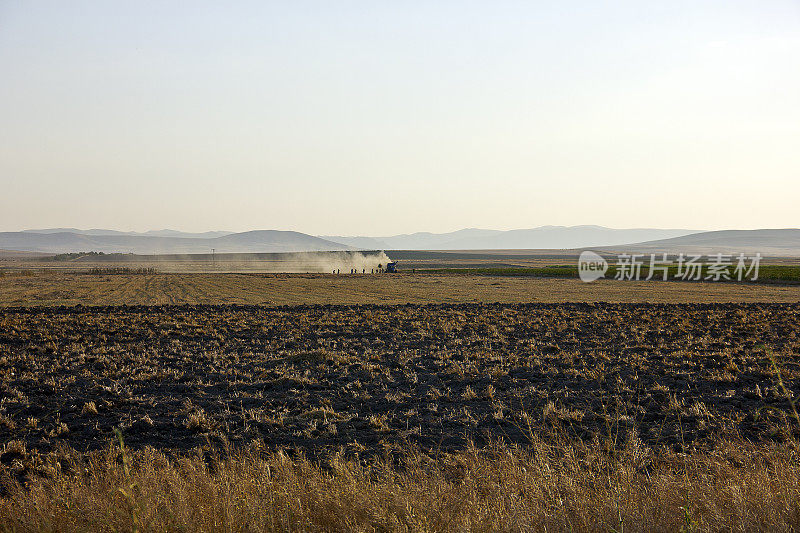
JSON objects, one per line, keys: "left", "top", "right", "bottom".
{"left": 0, "top": 230, "right": 349, "bottom": 255}
{"left": 22, "top": 228, "right": 233, "bottom": 239}
{"left": 321, "top": 226, "right": 700, "bottom": 250}
{"left": 1, "top": 226, "right": 799, "bottom": 255}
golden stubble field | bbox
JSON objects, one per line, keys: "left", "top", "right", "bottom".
{"left": 1, "top": 271, "right": 799, "bottom": 306}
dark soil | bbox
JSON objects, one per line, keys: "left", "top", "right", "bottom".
{"left": 1, "top": 303, "right": 799, "bottom": 462}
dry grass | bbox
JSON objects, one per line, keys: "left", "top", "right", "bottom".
{"left": 1, "top": 436, "right": 800, "bottom": 532}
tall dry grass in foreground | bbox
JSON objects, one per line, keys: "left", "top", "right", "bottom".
{"left": 1, "top": 435, "right": 799, "bottom": 532}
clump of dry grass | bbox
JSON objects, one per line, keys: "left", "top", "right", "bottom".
{"left": 81, "top": 401, "right": 98, "bottom": 416}
{"left": 184, "top": 410, "right": 215, "bottom": 432}
{"left": 2, "top": 436, "right": 800, "bottom": 532}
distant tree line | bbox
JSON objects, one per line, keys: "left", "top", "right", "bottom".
{"left": 52, "top": 251, "right": 106, "bottom": 261}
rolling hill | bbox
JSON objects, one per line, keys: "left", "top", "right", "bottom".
{"left": 0, "top": 230, "right": 350, "bottom": 255}
{"left": 609, "top": 229, "right": 800, "bottom": 256}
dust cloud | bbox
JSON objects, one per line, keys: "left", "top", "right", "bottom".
{"left": 279, "top": 250, "right": 393, "bottom": 273}
{"left": 136, "top": 250, "right": 395, "bottom": 273}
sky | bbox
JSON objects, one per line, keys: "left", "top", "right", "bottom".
{"left": 1, "top": 1, "right": 798, "bottom": 235}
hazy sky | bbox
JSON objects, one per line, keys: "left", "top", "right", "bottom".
{"left": 1, "top": 1, "right": 798, "bottom": 235}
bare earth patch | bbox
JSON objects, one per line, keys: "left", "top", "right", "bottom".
{"left": 1, "top": 303, "right": 798, "bottom": 460}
